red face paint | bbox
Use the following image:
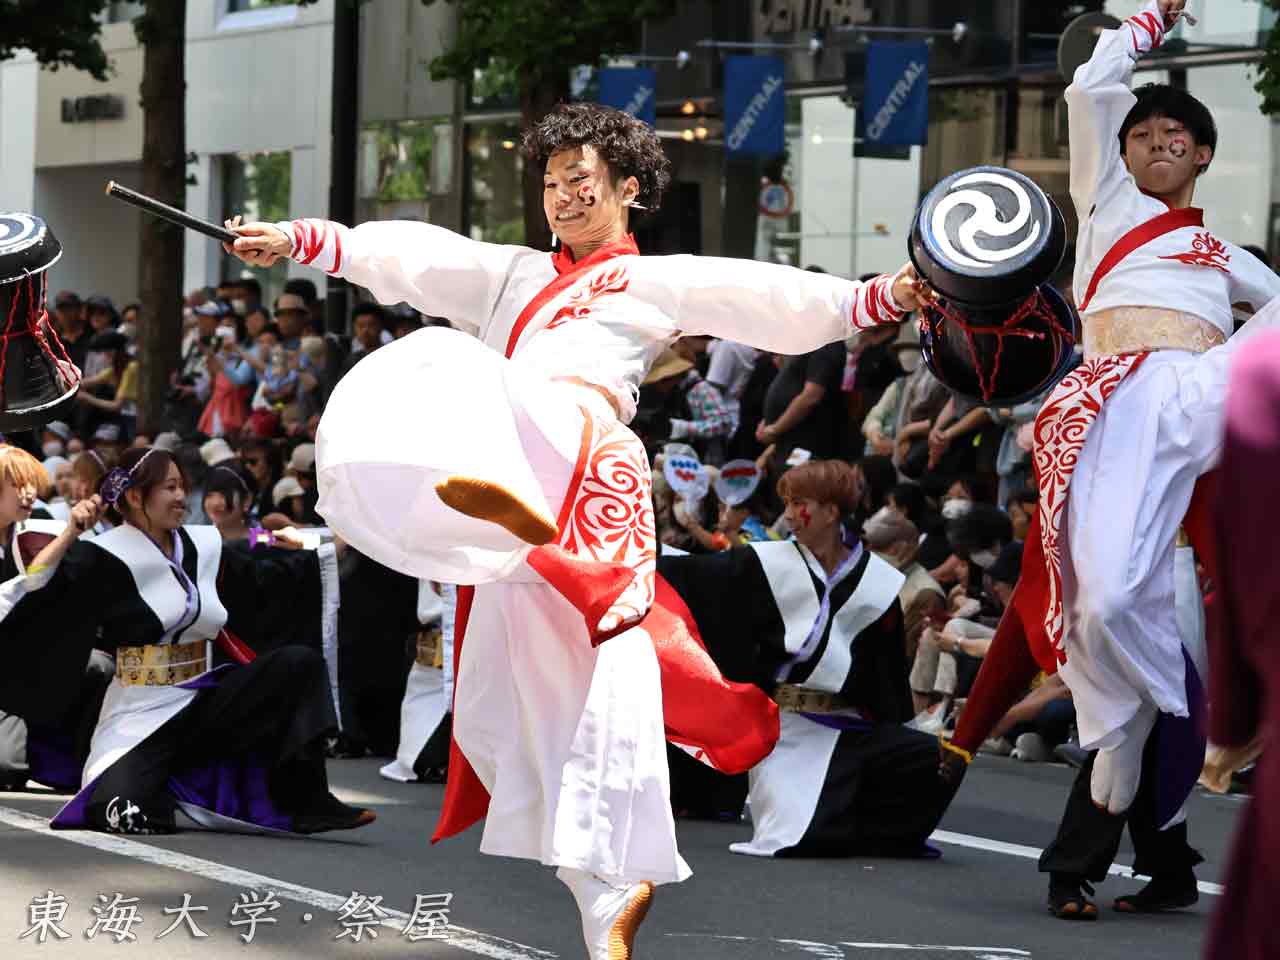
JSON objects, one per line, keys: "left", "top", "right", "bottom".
{"left": 796, "top": 505, "right": 812, "bottom": 529}
{"left": 1168, "top": 137, "right": 1188, "bottom": 159}
{"left": 576, "top": 183, "right": 597, "bottom": 207}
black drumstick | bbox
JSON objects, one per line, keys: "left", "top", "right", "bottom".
{"left": 105, "top": 181, "right": 239, "bottom": 244}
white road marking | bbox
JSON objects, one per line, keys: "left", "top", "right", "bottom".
{"left": 0, "top": 805, "right": 555, "bottom": 959}
{"left": 931, "top": 829, "right": 1224, "bottom": 896}
{"left": 841, "top": 946, "right": 1029, "bottom": 956}
{"left": 668, "top": 934, "right": 1031, "bottom": 956}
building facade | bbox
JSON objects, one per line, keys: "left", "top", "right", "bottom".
{"left": 0, "top": 0, "right": 1274, "bottom": 315}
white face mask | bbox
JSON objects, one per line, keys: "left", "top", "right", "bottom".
{"left": 230, "top": 298, "right": 248, "bottom": 316}
{"left": 970, "top": 548, "right": 998, "bottom": 569}
{"left": 941, "top": 498, "right": 972, "bottom": 520}
{"left": 42, "top": 440, "right": 64, "bottom": 458}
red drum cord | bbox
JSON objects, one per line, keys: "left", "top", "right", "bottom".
{"left": 0, "top": 274, "right": 83, "bottom": 411}
{"left": 924, "top": 287, "right": 1075, "bottom": 403}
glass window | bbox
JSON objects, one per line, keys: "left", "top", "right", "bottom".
{"left": 1186, "top": 63, "right": 1275, "bottom": 252}
{"left": 465, "top": 123, "right": 525, "bottom": 245}
{"left": 104, "top": 1, "right": 144, "bottom": 23}
{"left": 358, "top": 120, "right": 445, "bottom": 225}
{"left": 1009, "top": 84, "right": 1075, "bottom": 244}
{"left": 222, "top": 151, "right": 292, "bottom": 304}
{"left": 770, "top": 94, "right": 924, "bottom": 278}
{"left": 227, "top": 0, "right": 295, "bottom": 11}
{"left": 467, "top": 62, "right": 521, "bottom": 113}
{"left": 921, "top": 87, "right": 1007, "bottom": 190}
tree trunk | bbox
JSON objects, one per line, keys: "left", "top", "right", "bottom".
{"left": 519, "top": 73, "right": 570, "bottom": 252}
{"left": 136, "top": 1, "right": 186, "bottom": 435}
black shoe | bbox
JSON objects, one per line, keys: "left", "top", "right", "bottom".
{"left": 1113, "top": 871, "right": 1198, "bottom": 913}
{"left": 0, "top": 772, "right": 27, "bottom": 791}
{"left": 1048, "top": 873, "right": 1098, "bottom": 921}
{"left": 414, "top": 765, "right": 448, "bottom": 784}
{"left": 292, "top": 793, "right": 376, "bottom": 834}
{"left": 1052, "top": 742, "right": 1089, "bottom": 770}
{"left": 325, "top": 734, "right": 367, "bottom": 759}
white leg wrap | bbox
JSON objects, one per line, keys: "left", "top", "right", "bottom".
{"left": 1090, "top": 702, "right": 1158, "bottom": 814}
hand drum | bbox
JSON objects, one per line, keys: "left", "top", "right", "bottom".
{"left": 909, "top": 167, "right": 1078, "bottom": 405}
{"left": 0, "top": 214, "right": 81, "bottom": 432}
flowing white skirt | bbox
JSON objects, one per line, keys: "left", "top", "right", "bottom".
{"left": 454, "top": 581, "right": 689, "bottom": 885}
{"left": 315, "top": 327, "right": 606, "bottom": 585}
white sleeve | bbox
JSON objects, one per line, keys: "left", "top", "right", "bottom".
{"left": 633, "top": 254, "right": 908, "bottom": 355}
{"left": 275, "top": 219, "right": 542, "bottom": 338}
{"left": 1228, "top": 243, "right": 1280, "bottom": 313}
{"left": 1064, "top": 1, "right": 1167, "bottom": 221}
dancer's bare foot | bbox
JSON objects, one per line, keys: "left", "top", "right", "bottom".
{"left": 435, "top": 476, "right": 558, "bottom": 546}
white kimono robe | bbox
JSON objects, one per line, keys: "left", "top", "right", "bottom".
{"left": 282, "top": 217, "right": 905, "bottom": 883}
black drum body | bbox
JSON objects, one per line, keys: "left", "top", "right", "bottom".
{"left": 0, "top": 214, "right": 80, "bottom": 432}
{"left": 909, "top": 166, "right": 1077, "bottom": 405}
{"left": 919, "top": 285, "right": 1081, "bottom": 406}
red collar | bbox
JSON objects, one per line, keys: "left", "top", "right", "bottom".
{"left": 504, "top": 234, "right": 640, "bottom": 358}
{"left": 551, "top": 234, "right": 640, "bottom": 276}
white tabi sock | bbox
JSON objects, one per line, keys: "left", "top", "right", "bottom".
{"left": 555, "top": 867, "right": 654, "bottom": 960}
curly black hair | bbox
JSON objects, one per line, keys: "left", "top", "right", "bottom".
{"left": 523, "top": 102, "right": 672, "bottom": 214}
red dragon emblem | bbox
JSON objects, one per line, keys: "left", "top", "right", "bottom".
{"left": 1158, "top": 231, "right": 1231, "bottom": 274}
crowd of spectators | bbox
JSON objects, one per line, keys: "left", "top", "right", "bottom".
{"left": 13, "top": 278, "right": 458, "bottom": 758}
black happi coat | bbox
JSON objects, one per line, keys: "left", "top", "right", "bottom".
{"left": 659, "top": 540, "right": 959, "bottom": 856}
{"left": 0, "top": 524, "right": 332, "bottom": 725}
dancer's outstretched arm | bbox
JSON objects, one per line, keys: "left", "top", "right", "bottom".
{"left": 224, "top": 218, "right": 540, "bottom": 337}
{"left": 629, "top": 254, "right": 931, "bottom": 356}
{"left": 227, "top": 216, "right": 933, "bottom": 354}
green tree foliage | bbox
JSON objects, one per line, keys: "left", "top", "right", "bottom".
{"left": 424, "top": 0, "right": 674, "bottom": 90}
{"left": 1256, "top": 1, "right": 1280, "bottom": 114}
{"left": 422, "top": 0, "right": 678, "bottom": 248}
{"left": 0, "top": 0, "right": 111, "bottom": 79}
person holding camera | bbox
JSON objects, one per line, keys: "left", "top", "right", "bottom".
{"left": 197, "top": 325, "right": 252, "bottom": 439}
{"left": 167, "top": 302, "right": 225, "bottom": 436}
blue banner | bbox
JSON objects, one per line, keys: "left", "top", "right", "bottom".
{"left": 860, "top": 42, "right": 929, "bottom": 147}
{"left": 598, "top": 67, "right": 657, "bottom": 126}
{"left": 724, "top": 56, "right": 785, "bottom": 157}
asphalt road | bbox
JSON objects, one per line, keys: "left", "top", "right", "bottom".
{"left": 0, "top": 753, "right": 1246, "bottom": 960}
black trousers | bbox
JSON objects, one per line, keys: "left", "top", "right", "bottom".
{"left": 1039, "top": 720, "right": 1203, "bottom": 882}
{"left": 87, "top": 647, "right": 337, "bottom": 824}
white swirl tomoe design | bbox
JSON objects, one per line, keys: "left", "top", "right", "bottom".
{"left": 930, "top": 172, "right": 1042, "bottom": 271}
{"left": 1032, "top": 354, "right": 1142, "bottom": 653}
{"left": 0, "top": 214, "right": 40, "bottom": 253}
